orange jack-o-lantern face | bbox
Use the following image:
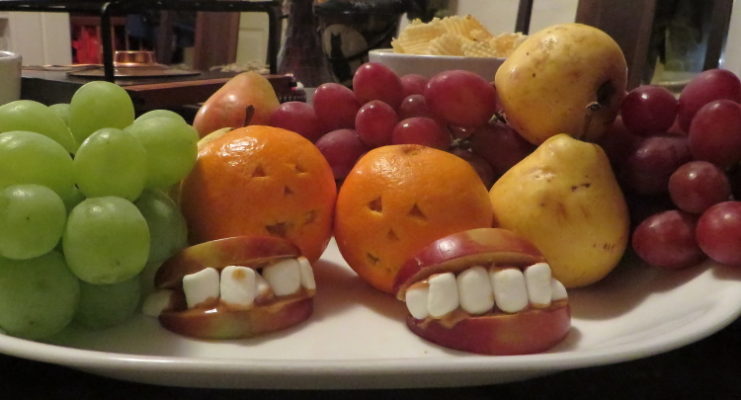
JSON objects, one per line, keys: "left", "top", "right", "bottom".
{"left": 334, "top": 144, "right": 494, "bottom": 294}
{"left": 180, "top": 126, "right": 337, "bottom": 262}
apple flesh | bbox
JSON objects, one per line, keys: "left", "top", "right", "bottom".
{"left": 155, "top": 235, "right": 300, "bottom": 289}
{"left": 154, "top": 235, "right": 314, "bottom": 339}
{"left": 394, "top": 228, "right": 545, "bottom": 298}
{"left": 395, "top": 228, "right": 571, "bottom": 355}
{"left": 406, "top": 306, "right": 570, "bottom": 355}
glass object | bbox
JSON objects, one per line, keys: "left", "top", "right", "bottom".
{"left": 649, "top": 0, "right": 718, "bottom": 87}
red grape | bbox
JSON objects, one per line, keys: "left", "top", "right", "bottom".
{"left": 621, "top": 135, "right": 691, "bottom": 195}
{"left": 400, "top": 74, "right": 428, "bottom": 97}
{"left": 727, "top": 165, "right": 741, "bottom": 200}
{"left": 594, "top": 116, "right": 641, "bottom": 171}
{"left": 352, "top": 62, "right": 404, "bottom": 109}
{"left": 268, "top": 101, "right": 325, "bottom": 142}
{"left": 355, "top": 100, "right": 398, "bottom": 147}
{"left": 424, "top": 70, "right": 497, "bottom": 129}
{"left": 398, "top": 94, "right": 434, "bottom": 120}
{"left": 450, "top": 148, "right": 495, "bottom": 188}
{"left": 469, "top": 123, "right": 534, "bottom": 176}
{"left": 696, "top": 201, "right": 741, "bottom": 266}
{"left": 449, "top": 126, "right": 475, "bottom": 140}
{"left": 668, "top": 161, "right": 731, "bottom": 214}
{"left": 391, "top": 117, "right": 451, "bottom": 150}
{"left": 620, "top": 85, "right": 678, "bottom": 136}
{"left": 625, "top": 193, "right": 674, "bottom": 228}
{"left": 687, "top": 99, "right": 741, "bottom": 168}
{"left": 315, "top": 129, "right": 369, "bottom": 181}
{"left": 677, "top": 68, "right": 741, "bottom": 132}
{"left": 313, "top": 83, "right": 360, "bottom": 131}
{"left": 631, "top": 210, "right": 704, "bottom": 269}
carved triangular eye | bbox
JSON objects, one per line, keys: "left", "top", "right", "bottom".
{"left": 265, "top": 222, "right": 288, "bottom": 237}
{"left": 408, "top": 203, "right": 427, "bottom": 221}
{"left": 252, "top": 164, "right": 266, "bottom": 177}
{"left": 366, "top": 252, "right": 380, "bottom": 265}
{"left": 368, "top": 196, "right": 382, "bottom": 213}
{"left": 294, "top": 163, "right": 307, "bottom": 174}
{"left": 387, "top": 229, "right": 399, "bottom": 242}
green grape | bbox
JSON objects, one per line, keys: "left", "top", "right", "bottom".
{"left": 0, "top": 184, "right": 66, "bottom": 260}
{"left": 49, "top": 103, "right": 71, "bottom": 127}
{"left": 65, "top": 185, "right": 85, "bottom": 213}
{"left": 69, "top": 81, "right": 135, "bottom": 145}
{"left": 0, "top": 100, "right": 77, "bottom": 153}
{"left": 135, "top": 109, "right": 186, "bottom": 124}
{"left": 0, "top": 251, "right": 80, "bottom": 340}
{"left": 0, "top": 131, "right": 76, "bottom": 208}
{"left": 135, "top": 188, "right": 188, "bottom": 264}
{"left": 74, "top": 276, "right": 141, "bottom": 330}
{"left": 126, "top": 116, "right": 198, "bottom": 188}
{"left": 74, "top": 128, "right": 147, "bottom": 201}
{"left": 139, "top": 259, "right": 163, "bottom": 296}
{"left": 63, "top": 197, "right": 150, "bottom": 284}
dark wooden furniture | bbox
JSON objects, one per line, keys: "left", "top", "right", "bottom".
{"left": 0, "top": 0, "right": 282, "bottom": 80}
{"left": 575, "top": 0, "right": 733, "bottom": 88}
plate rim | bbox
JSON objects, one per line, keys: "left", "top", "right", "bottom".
{"left": 0, "top": 282, "right": 738, "bottom": 377}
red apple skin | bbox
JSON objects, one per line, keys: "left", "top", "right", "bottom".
{"left": 407, "top": 304, "right": 571, "bottom": 355}
{"left": 155, "top": 235, "right": 313, "bottom": 339}
{"left": 396, "top": 228, "right": 571, "bottom": 355}
{"left": 160, "top": 297, "right": 313, "bottom": 340}
{"left": 156, "top": 235, "right": 300, "bottom": 289}
{"left": 394, "top": 228, "right": 544, "bottom": 299}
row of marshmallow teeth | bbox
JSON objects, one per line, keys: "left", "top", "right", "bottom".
{"left": 406, "top": 262, "right": 567, "bottom": 320}
{"left": 143, "top": 257, "right": 315, "bottom": 317}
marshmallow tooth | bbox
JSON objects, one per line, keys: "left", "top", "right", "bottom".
{"left": 457, "top": 266, "right": 495, "bottom": 315}
{"left": 427, "top": 272, "right": 459, "bottom": 318}
{"left": 255, "top": 273, "right": 273, "bottom": 300}
{"left": 183, "top": 267, "right": 220, "bottom": 308}
{"left": 405, "top": 282, "right": 430, "bottom": 319}
{"left": 524, "top": 262, "right": 552, "bottom": 307}
{"left": 142, "top": 289, "right": 175, "bottom": 317}
{"left": 490, "top": 267, "right": 528, "bottom": 313}
{"left": 297, "top": 257, "right": 316, "bottom": 291}
{"left": 263, "top": 258, "right": 301, "bottom": 296}
{"left": 551, "top": 278, "right": 568, "bottom": 301}
{"left": 220, "top": 266, "right": 257, "bottom": 309}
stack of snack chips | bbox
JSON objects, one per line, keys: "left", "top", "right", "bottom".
{"left": 391, "top": 15, "right": 526, "bottom": 58}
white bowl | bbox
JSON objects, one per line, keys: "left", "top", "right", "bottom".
{"left": 368, "top": 48, "right": 504, "bottom": 80}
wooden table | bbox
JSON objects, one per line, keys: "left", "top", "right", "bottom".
{"left": 21, "top": 69, "right": 300, "bottom": 114}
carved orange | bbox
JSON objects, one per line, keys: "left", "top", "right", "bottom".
{"left": 334, "top": 144, "right": 494, "bottom": 293}
{"left": 180, "top": 125, "right": 336, "bottom": 262}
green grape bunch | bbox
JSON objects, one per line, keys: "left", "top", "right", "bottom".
{"left": 0, "top": 81, "right": 196, "bottom": 340}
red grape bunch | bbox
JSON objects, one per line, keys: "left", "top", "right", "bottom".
{"left": 602, "top": 69, "right": 741, "bottom": 270}
{"left": 267, "top": 62, "right": 534, "bottom": 188}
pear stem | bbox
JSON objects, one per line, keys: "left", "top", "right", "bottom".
{"left": 243, "top": 105, "right": 255, "bottom": 127}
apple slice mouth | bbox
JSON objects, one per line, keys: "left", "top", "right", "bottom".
{"left": 395, "top": 228, "right": 571, "bottom": 355}
{"left": 146, "top": 236, "right": 316, "bottom": 340}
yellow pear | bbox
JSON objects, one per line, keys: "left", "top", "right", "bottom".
{"left": 495, "top": 23, "right": 627, "bottom": 145}
{"left": 192, "top": 71, "right": 280, "bottom": 137}
{"left": 489, "top": 134, "right": 629, "bottom": 288}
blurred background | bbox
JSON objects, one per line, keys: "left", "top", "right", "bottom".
{"left": 1, "top": 0, "right": 739, "bottom": 91}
